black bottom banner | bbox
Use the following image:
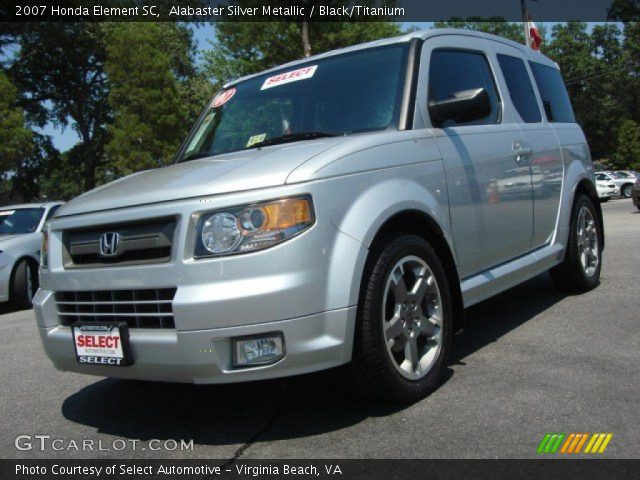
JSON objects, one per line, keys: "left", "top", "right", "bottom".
{"left": 3, "top": 459, "right": 639, "bottom": 480}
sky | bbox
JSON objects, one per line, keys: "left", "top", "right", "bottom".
{"left": 40, "top": 22, "right": 607, "bottom": 152}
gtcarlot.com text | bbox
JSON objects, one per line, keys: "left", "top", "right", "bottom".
{"left": 14, "top": 435, "right": 193, "bottom": 452}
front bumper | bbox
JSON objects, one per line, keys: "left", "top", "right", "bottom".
{"left": 36, "top": 297, "right": 356, "bottom": 384}
{"left": 34, "top": 183, "right": 367, "bottom": 383}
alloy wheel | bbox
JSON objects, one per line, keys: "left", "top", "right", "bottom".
{"left": 577, "top": 206, "right": 599, "bottom": 277}
{"left": 381, "top": 255, "right": 443, "bottom": 380}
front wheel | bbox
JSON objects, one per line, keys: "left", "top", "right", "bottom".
{"left": 549, "top": 194, "right": 602, "bottom": 293}
{"left": 621, "top": 184, "right": 633, "bottom": 198}
{"left": 10, "top": 260, "right": 38, "bottom": 309}
{"left": 351, "top": 234, "right": 452, "bottom": 403}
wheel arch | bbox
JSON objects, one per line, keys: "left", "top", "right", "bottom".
{"left": 365, "top": 210, "right": 466, "bottom": 334}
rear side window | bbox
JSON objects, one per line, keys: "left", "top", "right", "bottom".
{"left": 428, "top": 50, "right": 501, "bottom": 126}
{"left": 497, "top": 54, "right": 541, "bottom": 123}
{"left": 529, "top": 62, "right": 575, "bottom": 123}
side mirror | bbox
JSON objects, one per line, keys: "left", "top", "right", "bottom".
{"left": 428, "top": 88, "right": 491, "bottom": 127}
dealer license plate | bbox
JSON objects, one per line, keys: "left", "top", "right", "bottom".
{"left": 72, "top": 322, "right": 132, "bottom": 367}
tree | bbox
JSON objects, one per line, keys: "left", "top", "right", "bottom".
{"left": 38, "top": 143, "right": 84, "bottom": 201}
{"left": 546, "top": 23, "right": 630, "bottom": 160}
{"left": 0, "top": 71, "right": 33, "bottom": 173}
{"left": 9, "top": 23, "right": 110, "bottom": 191}
{"left": 433, "top": 17, "right": 526, "bottom": 44}
{"left": 103, "top": 23, "right": 202, "bottom": 176}
{"left": 12, "top": 134, "right": 59, "bottom": 202}
{"left": 203, "top": 21, "right": 402, "bottom": 84}
{"left": 613, "top": 120, "right": 640, "bottom": 170}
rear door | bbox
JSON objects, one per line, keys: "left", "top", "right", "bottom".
{"left": 419, "top": 35, "right": 532, "bottom": 278}
{"left": 489, "top": 40, "right": 564, "bottom": 250}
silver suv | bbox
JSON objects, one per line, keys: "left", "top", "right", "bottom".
{"left": 35, "top": 30, "right": 603, "bottom": 403}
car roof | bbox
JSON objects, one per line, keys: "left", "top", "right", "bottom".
{"left": 0, "top": 201, "right": 64, "bottom": 210}
{"left": 225, "top": 28, "right": 558, "bottom": 88}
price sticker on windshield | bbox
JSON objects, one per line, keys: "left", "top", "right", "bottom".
{"left": 261, "top": 65, "right": 317, "bottom": 90}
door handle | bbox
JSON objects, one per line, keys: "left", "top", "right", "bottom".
{"left": 512, "top": 143, "right": 532, "bottom": 165}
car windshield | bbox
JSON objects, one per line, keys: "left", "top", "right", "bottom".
{"left": 177, "top": 44, "right": 410, "bottom": 161}
{"left": 0, "top": 208, "right": 44, "bottom": 235}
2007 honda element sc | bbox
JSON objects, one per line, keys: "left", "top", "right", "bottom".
{"left": 35, "top": 29, "right": 603, "bottom": 403}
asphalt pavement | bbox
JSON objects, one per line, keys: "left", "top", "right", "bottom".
{"left": 1, "top": 199, "right": 638, "bottom": 459}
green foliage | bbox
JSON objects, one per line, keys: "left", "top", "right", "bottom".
{"left": 103, "top": 23, "right": 198, "bottom": 176}
{"left": 8, "top": 23, "right": 110, "bottom": 190}
{"left": 613, "top": 120, "right": 640, "bottom": 170}
{"left": 433, "top": 17, "right": 526, "bottom": 44}
{"left": 0, "top": 71, "right": 33, "bottom": 172}
{"left": 37, "top": 142, "right": 85, "bottom": 200}
{"left": 545, "top": 23, "right": 637, "bottom": 161}
{"left": 203, "top": 21, "right": 402, "bottom": 84}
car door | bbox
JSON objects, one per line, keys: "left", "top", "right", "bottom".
{"left": 489, "top": 41, "right": 564, "bottom": 250}
{"left": 419, "top": 35, "right": 533, "bottom": 278}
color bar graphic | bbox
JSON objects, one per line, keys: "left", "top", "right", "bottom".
{"left": 538, "top": 433, "right": 612, "bottom": 454}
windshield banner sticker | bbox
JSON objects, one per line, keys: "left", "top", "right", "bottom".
{"left": 211, "top": 88, "right": 236, "bottom": 108}
{"left": 261, "top": 65, "right": 317, "bottom": 90}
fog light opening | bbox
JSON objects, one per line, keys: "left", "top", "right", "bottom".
{"left": 233, "top": 332, "right": 285, "bottom": 368}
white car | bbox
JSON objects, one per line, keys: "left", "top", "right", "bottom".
{"left": 614, "top": 170, "right": 639, "bottom": 180}
{"left": 595, "top": 181, "right": 618, "bottom": 202}
{"left": 0, "top": 202, "right": 63, "bottom": 308}
{"left": 595, "top": 171, "right": 635, "bottom": 198}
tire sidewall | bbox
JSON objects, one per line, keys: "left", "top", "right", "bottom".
{"left": 356, "top": 234, "right": 453, "bottom": 400}
{"left": 11, "top": 260, "right": 37, "bottom": 309}
{"left": 569, "top": 195, "right": 602, "bottom": 288}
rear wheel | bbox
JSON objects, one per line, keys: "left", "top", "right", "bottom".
{"left": 549, "top": 194, "right": 602, "bottom": 293}
{"left": 351, "top": 234, "right": 452, "bottom": 403}
{"left": 10, "top": 260, "right": 38, "bottom": 309}
{"left": 621, "top": 184, "right": 633, "bottom": 198}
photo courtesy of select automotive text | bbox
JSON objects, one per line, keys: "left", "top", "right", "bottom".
{"left": 0, "top": 0, "right": 638, "bottom": 478}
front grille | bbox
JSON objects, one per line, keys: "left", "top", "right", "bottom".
{"left": 62, "top": 218, "right": 176, "bottom": 268}
{"left": 56, "top": 288, "right": 177, "bottom": 329}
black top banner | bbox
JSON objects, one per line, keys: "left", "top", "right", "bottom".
{"left": 1, "top": 0, "right": 639, "bottom": 22}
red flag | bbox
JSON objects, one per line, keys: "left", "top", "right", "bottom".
{"left": 527, "top": 19, "right": 542, "bottom": 50}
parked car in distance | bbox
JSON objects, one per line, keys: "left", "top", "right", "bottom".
{"left": 614, "top": 170, "right": 639, "bottom": 180}
{"left": 35, "top": 30, "right": 604, "bottom": 403}
{"left": 0, "top": 202, "right": 63, "bottom": 308}
{"left": 595, "top": 171, "right": 635, "bottom": 198}
{"left": 632, "top": 177, "right": 640, "bottom": 211}
{"left": 596, "top": 181, "right": 619, "bottom": 202}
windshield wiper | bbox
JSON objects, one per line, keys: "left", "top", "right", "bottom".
{"left": 252, "top": 131, "right": 340, "bottom": 149}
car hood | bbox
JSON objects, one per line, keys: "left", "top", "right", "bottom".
{"left": 57, "top": 139, "right": 346, "bottom": 217}
{"left": 0, "top": 233, "right": 38, "bottom": 251}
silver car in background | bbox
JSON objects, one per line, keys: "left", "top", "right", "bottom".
{"left": 0, "top": 202, "right": 62, "bottom": 308}
{"left": 35, "top": 30, "right": 603, "bottom": 403}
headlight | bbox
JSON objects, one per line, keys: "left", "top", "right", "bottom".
{"left": 194, "top": 195, "right": 314, "bottom": 258}
{"left": 41, "top": 227, "right": 49, "bottom": 268}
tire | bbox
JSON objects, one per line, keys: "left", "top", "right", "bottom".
{"left": 10, "top": 260, "right": 38, "bottom": 310}
{"left": 549, "top": 194, "right": 602, "bottom": 293}
{"left": 599, "top": 198, "right": 609, "bottom": 203}
{"left": 621, "top": 184, "right": 633, "bottom": 198}
{"left": 350, "top": 233, "right": 453, "bottom": 403}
